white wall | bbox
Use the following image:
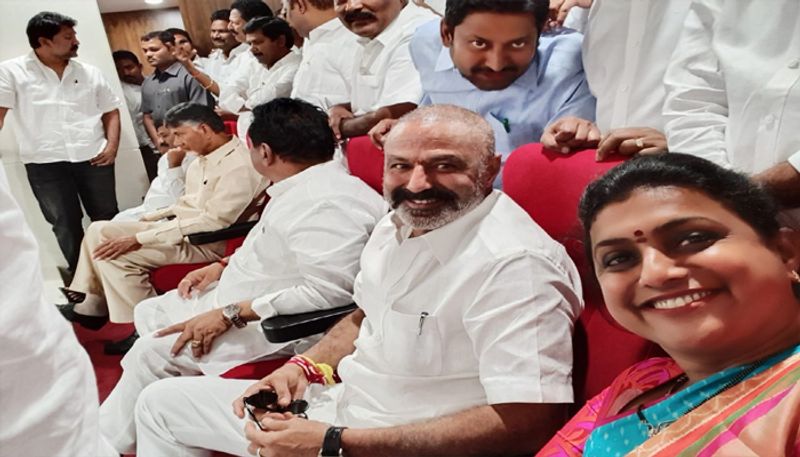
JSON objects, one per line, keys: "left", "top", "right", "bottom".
{"left": 0, "top": 0, "right": 149, "bottom": 272}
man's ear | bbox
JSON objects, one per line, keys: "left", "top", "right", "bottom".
{"left": 483, "top": 154, "right": 502, "bottom": 190}
{"left": 440, "top": 20, "right": 454, "bottom": 48}
{"left": 296, "top": 0, "right": 308, "bottom": 13}
{"left": 774, "top": 228, "right": 800, "bottom": 278}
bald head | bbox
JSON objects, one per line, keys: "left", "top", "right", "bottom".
{"left": 385, "top": 104, "right": 496, "bottom": 163}
{"left": 382, "top": 105, "right": 501, "bottom": 237}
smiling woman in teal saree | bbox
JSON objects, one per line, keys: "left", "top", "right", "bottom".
{"left": 538, "top": 154, "right": 800, "bottom": 457}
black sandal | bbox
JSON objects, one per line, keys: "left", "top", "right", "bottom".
{"left": 59, "top": 287, "right": 86, "bottom": 304}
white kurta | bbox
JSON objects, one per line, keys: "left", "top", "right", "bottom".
{"left": 133, "top": 191, "right": 583, "bottom": 457}
{"left": 331, "top": 191, "right": 583, "bottom": 427}
{"left": 113, "top": 153, "right": 195, "bottom": 222}
{"left": 575, "top": 0, "right": 691, "bottom": 132}
{"left": 291, "top": 18, "right": 358, "bottom": 111}
{"left": 0, "top": 167, "right": 116, "bottom": 457}
{"left": 102, "top": 160, "right": 386, "bottom": 453}
{"left": 0, "top": 52, "right": 121, "bottom": 164}
{"left": 662, "top": 0, "right": 800, "bottom": 225}
{"left": 349, "top": 3, "right": 436, "bottom": 115}
{"left": 225, "top": 51, "right": 301, "bottom": 140}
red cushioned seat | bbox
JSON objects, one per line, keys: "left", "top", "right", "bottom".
{"left": 150, "top": 235, "right": 247, "bottom": 294}
{"left": 345, "top": 136, "right": 384, "bottom": 194}
{"left": 502, "top": 144, "right": 662, "bottom": 406}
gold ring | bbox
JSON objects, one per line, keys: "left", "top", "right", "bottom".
{"left": 635, "top": 138, "right": 645, "bottom": 148}
{"left": 190, "top": 340, "right": 202, "bottom": 347}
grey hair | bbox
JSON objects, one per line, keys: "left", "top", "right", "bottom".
{"left": 388, "top": 104, "right": 496, "bottom": 161}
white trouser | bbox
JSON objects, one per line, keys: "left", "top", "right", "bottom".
{"left": 135, "top": 377, "right": 342, "bottom": 456}
{"left": 99, "top": 289, "right": 295, "bottom": 454}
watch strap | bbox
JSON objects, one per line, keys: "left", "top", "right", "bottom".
{"left": 320, "top": 426, "right": 347, "bottom": 456}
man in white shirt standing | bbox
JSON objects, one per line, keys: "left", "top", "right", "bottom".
{"left": 113, "top": 50, "right": 160, "bottom": 181}
{"left": 663, "top": 0, "right": 800, "bottom": 226}
{"left": 179, "top": 0, "right": 274, "bottom": 98}
{"left": 0, "top": 11, "right": 122, "bottom": 275}
{"left": 541, "top": 0, "right": 691, "bottom": 160}
{"left": 99, "top": 98, "right": 386, "bottom": 455}
{"left": 328, "top": 0, "right": 436, "bottom": 141}
{"left": 0, "top": 166, "right": 117, "bottom": 457}
{"left": 283, "top": 0, "right": 359, "bottom": 111}
{"left": 197, "top": 9, "right": 241, "bottom": 82}
{"left": 218, "top": 17, "right": 301, "bottom": 139}
{"left": 134, "top": 105, "right": 582, "bottom": 457}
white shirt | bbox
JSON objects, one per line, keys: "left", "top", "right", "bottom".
{"left": 121, "top": 82, "right": 154, "bottom": 148}
{"left": 221, "top": 51, "right": 302, "bottom": 140}
{"left": 0, "top": 53, "right": 121, "bottom": 164}
{"left": 575, "top": 0, "right": 691, "bottom": 132}
{"left": 664, "top": 0, "right": 800, "bottom": 178}
{"left": 196, "top": 48, "right": 229, "bottom": 82}
{"left": 349, "top": 3, "right": 436, "bottom": 115}
{"left": 185, "top": 160, "right": 387, "bottom": 375}
{"left": 334, "top": 191, "right": 583, "bottom": 428}
{"left": 0, "top": 167, "right": 115, "bottom": 457}
{"left": 113, "top": 152, "right": 195, "bottom": 222}
{"left": 291, "top": 18, "right": 358, "bottom": 111}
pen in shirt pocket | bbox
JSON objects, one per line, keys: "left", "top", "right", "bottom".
{"left": 418, "top": 311, "right": 429, "bottom": 336}
{"left": 489, "top": 112, "right": 511, "bottom": 133}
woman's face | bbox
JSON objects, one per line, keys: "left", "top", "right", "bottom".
{"left": 589, "top": 186, "right": 800, "bottom": 358}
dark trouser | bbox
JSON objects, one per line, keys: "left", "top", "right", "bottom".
{"left": 140, "top": 145, "right": 160, "bottom": 183}
{"left": 25, "top": 161, "right": 119, "bottom": 271}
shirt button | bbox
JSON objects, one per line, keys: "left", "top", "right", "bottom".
{"left": 789, "top": 59, "right": 800, "bottom": 69}
{"left": 620, "top": 85, "right": 630, "bottom": 93}
{"left": 764, "top": 114, "right": 776, "bottom": 124}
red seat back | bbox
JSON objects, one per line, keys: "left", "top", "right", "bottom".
{"left": 502, "top": 144, "right": 660, "bottom": 405}
{"left": 346, "top": 136, "right": 385, "bottom": 194}
{"left": 224, "top": 120, "right": 238, "bottom": 137}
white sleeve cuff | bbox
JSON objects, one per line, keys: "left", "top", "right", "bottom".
{"left": 787, "top": 150, "right": 800, "bottom": 173}
{"left": 483, "top": 379, "right": 574, "bottom": 405}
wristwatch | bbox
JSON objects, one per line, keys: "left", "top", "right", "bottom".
{"left": 319, "top": 426, "right": 347, "bottom": 456}
{"left": 222, "top": 303, "right": 247, "bottom": 329}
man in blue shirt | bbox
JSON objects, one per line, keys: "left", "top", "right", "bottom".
{"left": 371, "top": 0, "right": 595, "bottom": 186}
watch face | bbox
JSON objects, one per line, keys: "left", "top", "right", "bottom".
{"left": 224, "top": 304, "right": 240, "bottom": 318}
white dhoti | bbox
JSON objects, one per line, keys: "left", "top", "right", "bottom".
{"left": 135, "top": 376, "right": 343, "bottom": 456}
{"left": 99, "top": 286, "right": 306, "bottom": 454}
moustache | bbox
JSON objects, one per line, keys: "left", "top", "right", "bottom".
{"left": 472, "top": 66, "right": 519, "bottom": 76}
{"left": 390, "top": 186, "right": 458, "bottom": 209}
{"left": 344, "top": 10, "right": 377, "bottom": 24}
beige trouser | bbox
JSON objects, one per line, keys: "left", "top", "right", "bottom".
{"left": 70, "top": 221, "right": 226, "bottom": 323}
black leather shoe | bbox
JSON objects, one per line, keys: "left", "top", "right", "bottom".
{"left": 104, "top": 331, "right": 139, "bottom": 356}
{"left": 57, "top": 303, "right": 108, "bottom": 330}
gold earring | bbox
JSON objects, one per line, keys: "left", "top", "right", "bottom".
{"left": 791, "top": 271, "right": 800, "bottom": 284}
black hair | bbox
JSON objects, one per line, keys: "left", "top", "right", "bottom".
{"left": 112, "top": 50, "right": 140, "bottom": 65}
{"left": 243, "top": 17, "right": 294, "bottom": 49}
{"left": 211, "top": 8, "right": 232, "bottom": 22}
{"left": 166, "top": 27, "right": 193, "bottom": 45}
{"left": 579, "top": 153, "right": 782, "bottom": 264}
{"left": 286, "top": 0, "right": 333, "bottom": 9}
{"left": 248, "top": 98, "right": 335, "bottom": 165}
{"left": 164, "top": 102, "right": 225, "bottom": 133}
{"left": 26, "top": 11, "right": 76, "bottom": 49}
{"left": 230, "top": 0, "right": 274, "bottom": 21}
{"left": 141, "top": 30, "right": 176, "bottom": 45}
{"left": 444, "top": 0, "right": 549, "bottom": 33}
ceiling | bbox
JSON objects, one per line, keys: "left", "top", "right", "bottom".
{"left": 97, "top": 0, "right": 180, "bottom": 13}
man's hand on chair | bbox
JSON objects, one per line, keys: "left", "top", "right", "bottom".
{"left": 157, "top": 308, "right": 232, "bottom": 358}
{"left": 177, "top": 262, "right": 225, "bottom": 299}
{"left": 92, "top": 236, "right": 141, "bottom": 260}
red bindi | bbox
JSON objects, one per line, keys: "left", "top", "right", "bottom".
{"left": 634, "top": 230, "right": 644, "bottom": 237}
{"left": 633, "top": 230, "right": 647, "bottom": 243}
